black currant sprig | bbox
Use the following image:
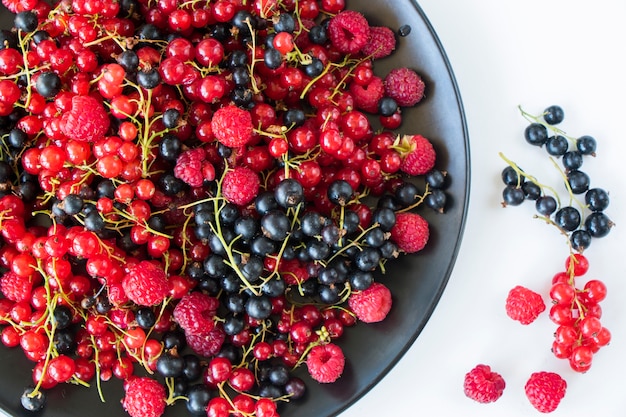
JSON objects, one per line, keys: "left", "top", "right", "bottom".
{"left": 500, "top": 105, "right": 614, "bottom": 252}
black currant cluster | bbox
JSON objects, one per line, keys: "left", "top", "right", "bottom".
{"left": 500, "top": 105, "right": 613, "bottom": 251}
{"left": 185, "top": 177, "right": 407, "bottom": 317}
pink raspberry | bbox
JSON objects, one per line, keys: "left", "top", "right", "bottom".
{"left": 173, "top": 291, "right": 219, "bottom": 334}
{"left": 185, "top": 326, "right": 226, "bottom": 357}
{"left": 174, "top": 148, "right": 215, "bottom": 188}
{"left": 221, "top": 166, "right": 260, "bottom": 206}
{"left": 361, "top": 26, "right": 396, "bottom": 59}
{"left": 328, "top": 10, "right": 370, "bottom": 55}
{"left": 349, "top": 75, "right": 384, "bottom": 113}
{"left": 384, "top": 67, "right": 426, "bottom": 107}
{"left": 121, "top": 377, "right": 167, "bottom": 417}
{"left": 121, "top": 261, "right": 170, "bottom": 306}
{"left": 0, "top": 271, "right": 33, "bottom": 302}
{"left": 525, "top": 371, "right": 567, "bottom": 413}
{"left": 397, "top": 134, "right": 436, "bottom": 176}
{"left": 348, "top": 282, "right": 392, "bottom": 323}
{"left": 464, "top": 364, "right": 506, "bottom": 403}
{"left": 211, "top": 105, "right": 254, "bottom": 148}
{"left": 61, "top": 95, "right": 110, "bottom": 142}
{"left": 306, "top": 343, "right": 345, "bottom": 383}
{"left": 390, "top": 212, "right": 429, "bottom": 253}
{"left": 505, "top": 285, "right": 546, "bottom": 325}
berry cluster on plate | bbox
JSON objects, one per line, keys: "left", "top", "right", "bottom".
{"left": 0, "top": 1, "right": 451, "bottom": 416}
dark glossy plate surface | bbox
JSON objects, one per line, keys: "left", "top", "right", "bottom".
{"left": 0, "top": 1, "right": 469, "bottom": 416}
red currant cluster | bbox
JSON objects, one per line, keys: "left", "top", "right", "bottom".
{"left": 0, "top": 0, "right": 450, "bottom": 416}
{"left": 549, "top": 253, "right": 610, "bottom": 373}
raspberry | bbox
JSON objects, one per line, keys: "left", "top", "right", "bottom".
{"left": 349, "top": 75, "right": 384, "bottom": 113}
{"left": 185, "top": 326, "right": 226, "bottom": 357}
{"left": 390, "top": 212, "right": 429, "bottom": 253}
{"left": 463, "top": 364, "right": 506, "bottom": 404}
{"left": 61, "top": 95, "right": 110, "bottom": 142}
{"left": 398, "top": 134, "right": 436, "bottom": 176}
{"left": 505, "top": 285, "right": 546, "bottom": 325}
{"left": 174, "top": 148, "right": 214, "bottom": 188}
{"left": 525, "top": 371, "right": 567, "bottom": 413}
{"left": 121, "top": 377, "right": 167, "bottom": 417}
{"left": 173, "top": 291, "right": 219, "bottom": 334}
{"left": 211, "top": 105, "right": 254, "bottom": 148}
{"left": 121, "top": 261, "right": 170, "bottom": 307}
{"left": 0, "top": 271, "right": 33, "bottom": 302}
{"left": 384, "top": 67, "right": 425, "bottom": 107}
{"left": 306, "top": 343, "right": 345, "bottom": 383}
{"left": 361, "top": 26, "right": 396, "bottom": 59}
{"left": 347, "top": 282, "right": 392, "bottom": 323}
{"left": 221, "top": 166, "right": 260, "bottom": 206}
{"left": 327, "top": 10, "right": 370, "bottom": 55}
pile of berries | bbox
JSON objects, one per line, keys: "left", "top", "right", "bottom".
{"left": 0, "top": 1, "right": 451, "bottom": 417}
{"left": 465, "top": 105, "right": 614, "bottom": 413}
{"left": 500, "top": 105, "right": 613, "bottom": 373}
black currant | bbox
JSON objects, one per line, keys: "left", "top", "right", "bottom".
{"left": 545, "top": 135, "right": 569, "bottom": 156}
{"left": 576, "top": 135, "right": 597, "bottom": 156}
{"left": 245, "top": 295, "right": 273, "bottom": 319}
{"left": 524, "top": 122, "right": 548, "bottom": 146}
{"left": 566, "top": 170, "right": 590, "bottom": 194}
{"left": 570, "top": 229, "right": 592, "bottom": 252}
{"left": 562, "top": 151, "right": 583, "bottom": 171}
{"left": 502, "top": 185, "right": 525, "bottom": 206}
{"left": 535, "top": 195, "right": 557, "bottom": 216}
{"left": 585, "top": 188, "right": 610, "bottom": 212}
{"left": 501, "top": 165, "right": 523, "bottom": 186}
{"left": 585, "top": 212, "right": 612, "bottom": 238}
{"left": 21, "top": 388, "right": 46, "bottom": 412}
{"left": 284, "top": 377, "right": 306, "bottom": 399}
{"left": 543, "top": 105, "right": 564, "bottom": 125}
{"left": 378, "top": 97, "right": 398, "bottom": 117}
{"left": 554, "top": 206, "right": 581, "bottom": 231}
{"left": 425, "top": 169, "right": 447, "bottom": 189}
{"left": 156, "top": 352, "right": 185, "bottom": 378}
{"left": 327, "top": 180, "right": 353, "bottom": 206}
{"left": 35, "top": 71, "right": 62, "bottom": 98}
{"left": 522, "top": 181, "right": 541, "bottom": 200}
{"left": 274, "top": 178, "right": 304, "bottom": 208}
{"left": 185, "top": 384, "right": 212, "bottom": 416}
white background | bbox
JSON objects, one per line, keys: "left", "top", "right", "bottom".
{"left": 341, "top": 1, "right": 626, "bottom": 416}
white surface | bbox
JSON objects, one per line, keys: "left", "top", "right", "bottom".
{"left": 341, "top": 1, "right": 626, "bottom": 416}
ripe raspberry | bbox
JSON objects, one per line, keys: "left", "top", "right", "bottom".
{"left": 397, "top": 134, "right": 436, "bottom": 176}
{"left": 327, "top": 10, "right": 370, "bottom": 55}
{"left": 505, "top": 285, "right": 546, "bottom": 325}
{"left": 173, "top": 291, "right": 219, "bottom": 334}
{"left": 525, "top": 371, "right": 567, "bottom": 413}
{"left": 121, "top": 261, "right": 170, "bottom": 307}
{"left": 221, "top": 166, "right": 260, "bottom": 206}
{"left": 390, "top": 212, "right": 429, "bottom": 253}
{"left": 384, "top": 67, "right": 425, "bottom": 107}
{"left": 185, "top": 325, "right": 226, "bottom": 357}
{"left": 0, "top": 271, "right": 33, "bottom": 302}
{"left": 306, "top": 343, "right": 345, "bottom": 383}
{"left": 347, "top": 282, "right": 392, "bottom": 323}
{"left": 463, "top": 364, "right": 506, "bottom": 404}
{"left": 211, "top": 105, "right": 254, "bottom": 148}
{"left": 361, "top": 26, "right": 396, "bottom": 59}
{"left": 349, "top": 75, "right": 384, "bottom": 113}
{"left": 174, "top": 148, "right": 214, "bottom": 188}
{"left": 121, "top": 377, "right": 167, "bottom": 417}
{"left": 61, "top": 95, "right": 110, "bottom": 142}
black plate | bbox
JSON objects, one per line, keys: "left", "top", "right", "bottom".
{"left": 0, "top": 1, "right": 469, "bottom": 416}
